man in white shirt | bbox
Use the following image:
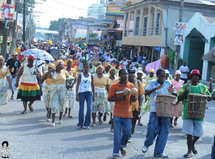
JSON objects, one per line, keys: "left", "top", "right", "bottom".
{"left": 179, "top": 62, "right": 189, "bottom": 84}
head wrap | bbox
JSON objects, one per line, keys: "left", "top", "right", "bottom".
{"left": 48, "top": 63, "right": 55, "bottom": 69}
{"left": 165, "top": 69, "right": 170, "bottom": 75}
{"left": 175, "top": 70, "right": 181, "bottom": 76}
{"left": 12, "top": 52, "right": 18, "bottom": 56}
{"left": 54, "top": 60, "right": 64, "bottom": 67}
{"left": 149, "top": 69, "right": 155, "bottom": 73}
{"left": 109, "top": 68, "right": 116, "bottom": 74}
{"left": 28, "top": 55, "right": 35, "bottom": 61}
{"left": 67, "top": 59, "right": 73, "bottom": 63}
{"left": 0, "top": 56, "right": 5, "bottom": 62}
{"left": 97, "top": 65, "right": 104, "bottom": 71}
{"left": 104, "top": 62, "right": 110, "bottom": 68}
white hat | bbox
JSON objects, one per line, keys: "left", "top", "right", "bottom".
{"left": 175, "top": 70, "right": 181, "bottom": 75}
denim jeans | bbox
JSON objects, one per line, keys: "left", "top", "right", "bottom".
{"left": 212, "top": 134, "right": 215, "bottom": 159}
{"left": 113, "top": 116, "right": 132, "bottom": 157}
{"left": 77, "top": 92, "right": 92, "bottom": 127}
{"left": 144, "top": 112, "right": 170, "bottom": 155}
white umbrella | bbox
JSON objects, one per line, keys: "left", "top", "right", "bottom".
{"left": 20, "top": 49, "right": 54, "bottom": 61}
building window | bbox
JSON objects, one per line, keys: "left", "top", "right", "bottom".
{"left": 143, "top": 16, "right": 147, "bottom": 36}
{"left": 155, "top": 12, "right": 161, "bottom": 35}
{"left": 135, "top": 17, "right": 140, "bottom": 36}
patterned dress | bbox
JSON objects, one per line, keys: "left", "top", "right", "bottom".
{"left": 65, "top": 68, "right": 77, "bottom": 109}
{"left": 0, "top": 66, "right": 10, "bottom": 105}
{"left": 92, "top": 74, "right": 110, "bottom": 113}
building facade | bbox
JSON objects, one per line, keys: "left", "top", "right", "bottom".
{"left": 121, "top": 0, "right": 215, "bottom": 63}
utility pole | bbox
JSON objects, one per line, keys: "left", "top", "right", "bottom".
{"left": 23, "top": 0, "right": 26, "bottom": 44}
{"left": 11, "top": 0, "right": 19, "bottom": 54}
{"left": 1, "top": 0, "right": 12, "bottom": 58}
{"left": 174, "top": 0, "right": 184, "bottom": 74}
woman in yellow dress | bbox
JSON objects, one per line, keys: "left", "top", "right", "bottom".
{"left": 41, "top": 63, "right": 55, "bottom": 122}
{"left": 92, "top": 65, "right": 110, "bottom": 126}
{"left": 108, "top": 68, "right": 118, "bottom": 132}
{"left": 0, "top": 56, "right": 13, "bottom": 106}
{"left": 64, "top": 59, "right": 77, "bottom": 118}
{"left": 42, "top": 60, "right": 71, "bottom": 127}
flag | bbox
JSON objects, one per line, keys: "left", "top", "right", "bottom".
{"left": 49, "top": 40, "right": 53, "bottom": 45}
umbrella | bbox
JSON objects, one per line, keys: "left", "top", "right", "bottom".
{"left": 202, "top": 46, "right": 215, "bottom": 64}
{"left": 20, "top": 49, "right": 54, "bottom": 61}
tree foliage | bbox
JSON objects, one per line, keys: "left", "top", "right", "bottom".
{"left": 48, "top": 18, "right": 67, "bottom": 31}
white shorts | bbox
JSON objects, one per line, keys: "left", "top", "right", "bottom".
{"left": 182, "top": 119, "right": 203, "bottom": 137}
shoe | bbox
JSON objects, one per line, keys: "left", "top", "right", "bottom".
{"left": 58, "top": 120, "right": 63, "bottom": 124}
{"left": 154, "top": 153, "right": 168, "bottom": 158}
{"left": 128, "top": 136, "right": 132, "bottom": 143}
{"left": 10, "top": 96, "right": 14, "bottom": 100}
{"left": 103, "top": 115, "right": 106, "bottom": 121}
{"left": 110, "top": 129, "right": 114, "bottom": 133}
{"left": 184, "top": 152, "right": 192, "bottom": 158}
{"left": 91, "top": 123, "right": 96, "bottom": 127}
{"left": 120, "top": 147, "right": 127, "bottom": 156}
{"left": 47, "top": 119, "right": 51, "bottom": 122}
{"left": 109, "top": 120, "right": 112, "bottom": 124}
{"left": 138, "top": 122, "right": 143, "bottom": 126}
{"left": 142, "top": 146, "right": 148, "bottom": 153}
{"left": 51, "top": 123, "right": 55, "bottom": 127}
{"left": 21, "top": 111, "right": 27, "bottom": 114}
{"left": 170, "top": 124, "right": 174, "bottom": 128}
{"left": 112, "top": 155, "right": 119, "bottom": 159}
{"left": 83, "top": 126, "right": 90, "bottom": 130}
{"left": 77, "top": 126, "right": 82, "bottom": 129}
{"left": 191, "top": 146, "right": 198, "bottom": 155}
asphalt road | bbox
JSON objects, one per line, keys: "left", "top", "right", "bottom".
{"left": 0, "top": 91, "right": 214, "bottom": 159}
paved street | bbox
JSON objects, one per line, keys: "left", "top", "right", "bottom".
{"left": 0, "top": 91, "right": 214, "bottom": 159}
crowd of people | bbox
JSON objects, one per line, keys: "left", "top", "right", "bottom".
{"left": 0, "top": 40, "right": 214, "bottom": 159}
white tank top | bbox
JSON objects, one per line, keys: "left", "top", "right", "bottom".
{"left": 79, "top": 73, "right": 92, "bottom": 93}
{"left": 21, "top": 63, "right": 38, "bottom": 84}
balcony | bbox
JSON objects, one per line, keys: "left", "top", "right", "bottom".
{"left": 122, "top": 27, "right": 163, "bottom": 47}
{"left": 124, "top": 27, "right": 162, "bottom": 37}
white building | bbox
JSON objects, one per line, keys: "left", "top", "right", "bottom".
{"left": 88, "top": 2, "right": 106, "bottom": 20}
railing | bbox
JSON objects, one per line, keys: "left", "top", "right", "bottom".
{"left": 124, "top": 27, "right": 162, "bottom": 37}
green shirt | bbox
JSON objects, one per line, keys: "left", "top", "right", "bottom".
{"left": 178, "top": 83, "right": 211, "bottom": 121}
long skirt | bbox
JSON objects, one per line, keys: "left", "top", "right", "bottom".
{"left": 65, "top": 88, "right": 75, "bottom": 109}
{"left": 49, "top": 84, "right": 66, "bottom": 113}
{"left": 44, "top": 86, "right": 51, "bottom": 108}
{"left": 17, "top": 82, "right": 41, "bottom": 101}
{"left": 0, "top": 78, "right": 8, "bottom": 105}
{"left": 92, "top": 87, "right": 108, "bottom": 113}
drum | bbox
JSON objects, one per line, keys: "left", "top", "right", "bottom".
{"left": 156, "top": 94, "right": 176, "bottom": 118}
{"left": 187, "top": 93, "right": 208, "bottom": 119}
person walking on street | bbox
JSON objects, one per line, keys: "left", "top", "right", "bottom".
{"left": 92, "top": 65, "right": 110, "bottom": 126}
{"left": 15, "top": 55, "right": 41, "bottom": 114}
{"left": 76, "top": 63, "right": 95, "bottom": 129}
{"left": 42, "top": 60, "right": 71, "bottom": 127}
{"left": 108, "top": 69, "right": 137, "bottom": 159}
{"left": 64, "top": 59, "right": 77, "bottom": 118}
{"left": 127, "top": 69, "right": 144, "bottom": 142}
{"left": 179, "top": 62, "right": 189, "bottom": 84}
{"left": 142, "top": 69, "right": 177, "bottom": 158}
{"left": 0, "top": 56, "right": 13, "bottom": 106}
{"left": 178, "top": 69, "right": 211, "bottom": 158}
{"left": 6, "top": 52, "right": 21, "bottom": 100}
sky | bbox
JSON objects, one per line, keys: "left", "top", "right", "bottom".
{"left": 34, "top": 0, "right": 98, "bottom": 28}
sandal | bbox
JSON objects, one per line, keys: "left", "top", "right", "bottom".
{"left": 10, "top": 95, "right": 14, "bottom": 100}
{"left": 21, "top": 111, "right": 27, "bottom": 114}
{"left": 29, "top": 106, "right": 34, "bottom": 112}
{"left": 174, "top": 119, "right": 178, "bottom": 126}
{"left": 120, "top": 147, "right": 127, "bottom": 156}
{"left": 184, "top": 152, "right": 192, "bottom": 158}
{"left": 192, "top": 146, "right": 198, "bottom": 154}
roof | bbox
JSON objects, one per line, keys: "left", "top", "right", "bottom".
{"left": 121, "top": 0, "right": 215, "bottom": 11}
{"left": 171, "top": 0, "right": 215, "bottom": 6}
{"left": 202, "top": 15, "right": 215, "bottom": 23}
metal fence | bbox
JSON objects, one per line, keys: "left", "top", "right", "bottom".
{"left": 124, "top": 27, "right": 162, "bottom": 37}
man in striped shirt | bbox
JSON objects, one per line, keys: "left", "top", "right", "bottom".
{"left": 108, "top": 69, "right": 137, "bottom": 159}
